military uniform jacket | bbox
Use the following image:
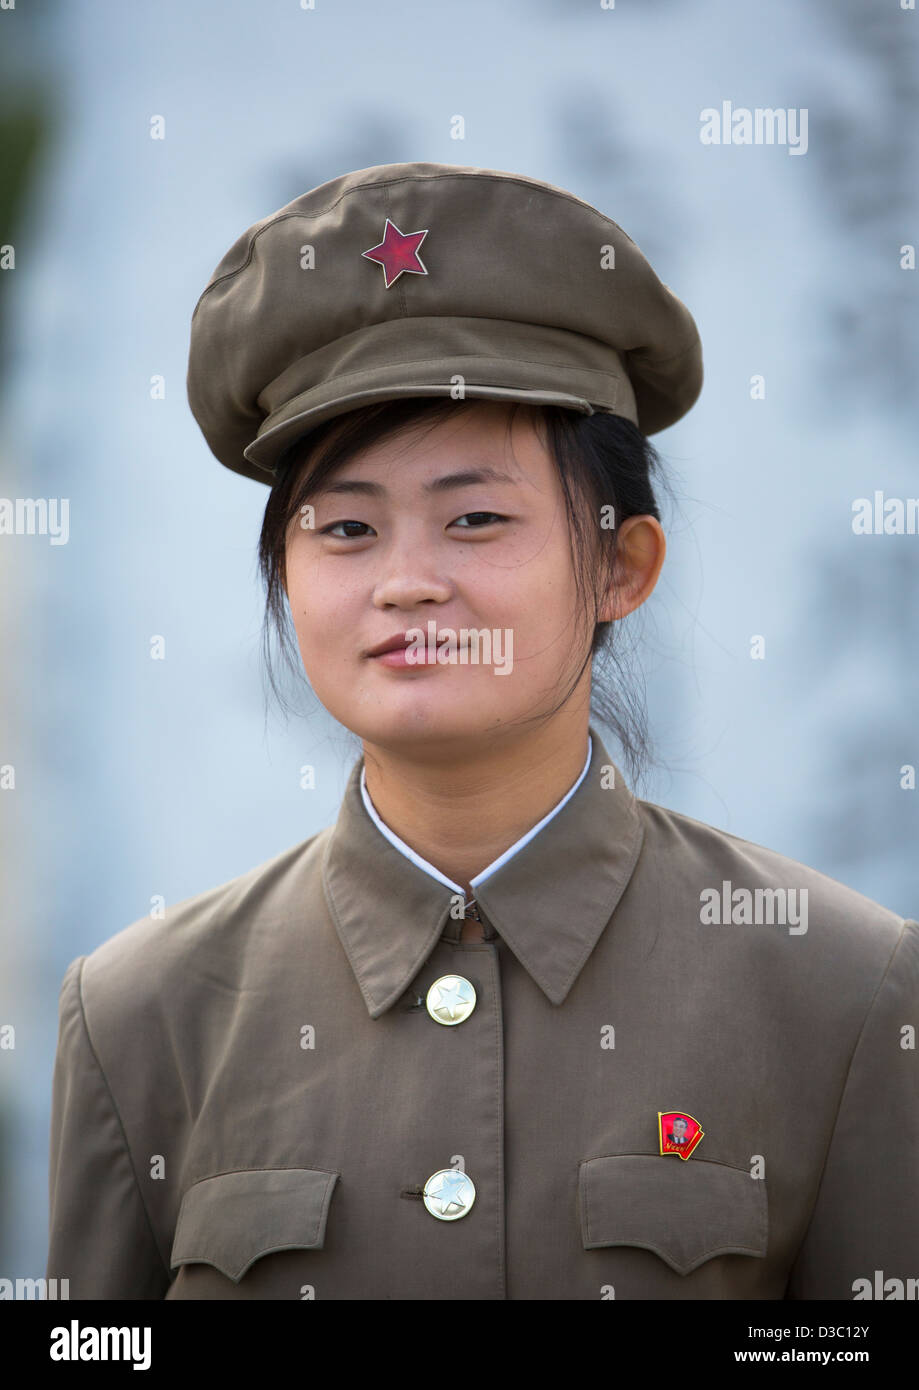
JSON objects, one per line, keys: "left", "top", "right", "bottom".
{"left": 46, "top": 729, "right": 919, "bottom": 1300}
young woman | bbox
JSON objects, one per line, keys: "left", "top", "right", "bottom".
{"left": 47, "top": 162, "right": 918, "bottom": 1301}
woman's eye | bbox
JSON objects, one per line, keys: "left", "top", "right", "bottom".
{"left": 317, "top": 513, "right": 506, "bottom": 539}
{"left": 319, "top": 521, "right": 374, "bottom": 538}
{"left": 451, "top": 512, "right": 506, "bottom": 528}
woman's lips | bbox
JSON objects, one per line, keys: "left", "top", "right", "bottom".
{"left": 369, "top": 646, "right": 417, "bottom": 668}
{"left": 368, "top": 642, "right": 469, "bottom": 669}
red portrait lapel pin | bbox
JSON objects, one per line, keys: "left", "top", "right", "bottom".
{"left": 658, "top": 1110, "right": 704, "bottom": 1159}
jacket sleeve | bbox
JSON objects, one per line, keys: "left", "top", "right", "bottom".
{"left": 785, "top": 917, "right": 919, "bottom": 1299}
{"left": 46, "top": 955, "right": 172, "bottom": 1299}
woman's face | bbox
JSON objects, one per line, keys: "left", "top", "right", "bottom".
{"left": 282, "top": 401, "right": 603, "bottom": 755}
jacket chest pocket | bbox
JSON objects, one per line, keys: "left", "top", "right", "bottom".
{"left": 579, "top": 1154, "right": 767, "bottom": 1276}
{"left": 170, "top": 1167, "right": 339, "bottom": 1284}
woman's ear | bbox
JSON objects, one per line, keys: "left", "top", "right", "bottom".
{"left": 598, "top": 515, "right": 666, "bottom": 623}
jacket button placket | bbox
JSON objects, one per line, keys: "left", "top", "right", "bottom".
{"left": 414, "top": 916, "right": 505, "bottom": 1297}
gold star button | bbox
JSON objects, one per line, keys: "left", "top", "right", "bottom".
{"left": 425, "top": 974, "right": 477, "bottom": 1025}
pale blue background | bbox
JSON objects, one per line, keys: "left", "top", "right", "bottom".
{"left": 1, "top": 0, "right": 916, "bottom": 1276}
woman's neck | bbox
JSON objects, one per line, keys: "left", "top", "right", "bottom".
{"left": 360, "top": 714, "right": 591, "bottom": 896}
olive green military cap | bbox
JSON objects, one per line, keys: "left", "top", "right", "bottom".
{"left": 186, "top": 160, "right": 703, "bottom": 487}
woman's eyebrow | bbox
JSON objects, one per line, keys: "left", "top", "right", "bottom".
{"left": 315, "top": 466, "right": 520, "bottom": 498}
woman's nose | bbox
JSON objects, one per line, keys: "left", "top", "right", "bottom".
{"left": 371, "top": 567, "right": 454, "bottom": 608}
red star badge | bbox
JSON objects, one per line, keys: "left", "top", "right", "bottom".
{"left": 361, "top": 218, "right": 429, "bottom": 288}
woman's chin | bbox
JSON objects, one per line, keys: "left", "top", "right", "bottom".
{"left": 341, "top": 698, "right": 509, "bottom": 751}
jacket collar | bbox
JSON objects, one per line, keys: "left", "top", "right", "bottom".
{"left": 321, "top": 726, "right": 645, "bottom": 1018}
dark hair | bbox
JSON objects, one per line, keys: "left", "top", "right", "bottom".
{"left": 257, "top": 397, "right": 675, "bottom": 790}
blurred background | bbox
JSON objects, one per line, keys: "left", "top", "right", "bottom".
{"left": 1, "top": 0, "right": 916, "bottom": 1278}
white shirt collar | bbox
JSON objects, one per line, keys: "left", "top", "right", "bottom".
{"left": 359, "top": 735, "right": 592, "bottom": 897}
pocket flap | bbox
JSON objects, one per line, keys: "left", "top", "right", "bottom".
{"left": 579, "top": 1154, "right": 767, "bottom": 1276}
{"left": 170, "top": 1167, "right": 339, "bottom": 1282}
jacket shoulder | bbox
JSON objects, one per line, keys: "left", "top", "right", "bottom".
{"left": 77, "top": 826, "right": 331, "bottom": 1030}
{"left": 636, "top": 795, "right": 912, "bottom": 960}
